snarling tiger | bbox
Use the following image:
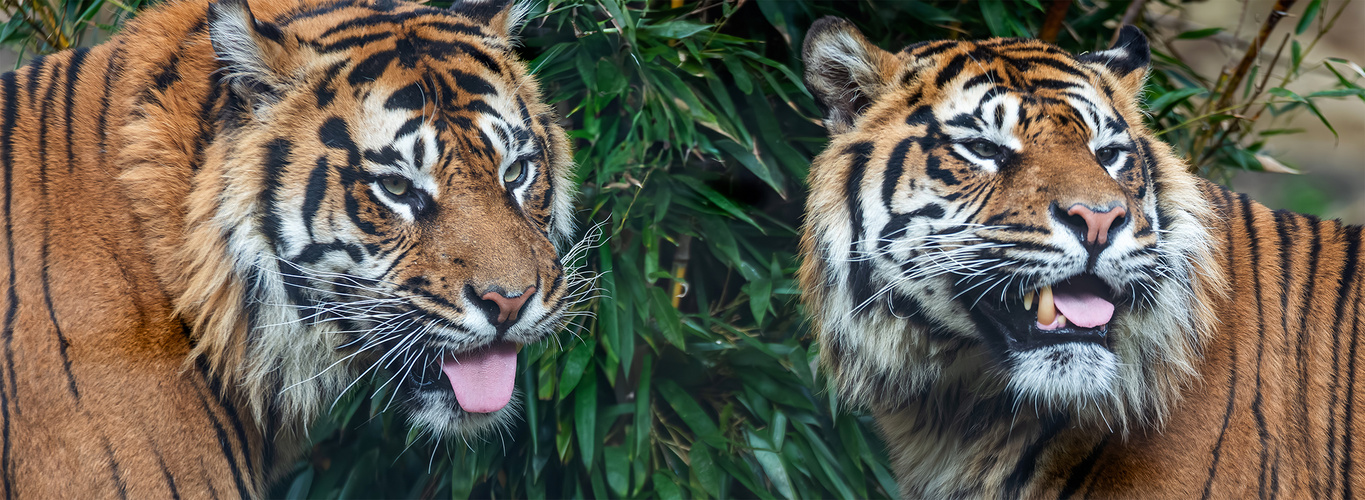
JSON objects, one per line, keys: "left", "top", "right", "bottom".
{"left": 0, "top": 0, "right": 582, "bottom": 496}
{"left": 799, "top": 19, "right": 1365, "bottom": 498}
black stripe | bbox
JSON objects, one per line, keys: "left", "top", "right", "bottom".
{"left": 23, "top": 55, "right": 46, "bottom": 107}
{"left": 196, "top": 358, "right": 256, "bottom": 487}
{"left": 309, "top": 32, "right": 394, "bottom": 53}
{"left": 1004, "top": 416, "right": 1066, "bottom": 497}
{"left": 1339, "top": 226, "right": 1362, "bottom": 497}
{"left": 152, "top": 444, "right": 182, "bottom": 500}
{"left": 97, "top": 45, "right": 122, "bottom": 166}
{"left": 384, "top": 82, "right": 426, "bottom": 111}
{"left": 1238, "top": 195, "right": 1269, "bottom": 498}
{"left": 1014, "top": 56, "right": 1092, "bottom": 80}
{"left": 347, "top": 50, "right": 398, "bottom": 86}
{"left": 419, "top": 38, "right": 502, "bottom": 75}
{"left": 843, "top": 142, "right": 874, "bottom": 306}
{"left": 315, "top": 8, "right": 458, "bottom": 38}
{"left": 934, "top": 53, "right": 971, "bottom": 88}
{"left": 294, "top": 241, "right": 365, "bottom": 264}
{"left": 881, "top": 138, "right": 912, "bottom": 211}
{"left": 36, "top": 55, "right": 80, "bottom": 401}
{"left": 449, "top": 70, "right": 496, "bottom": 96}
{"left": 0, "top": 70, "right": 16, "bottom": 500}
{"left": 103, "top": 440, "right": 128, "bottom": 500}
{"left": 909, "top": 40, "right": 954, "bottom": 58}
{"left": 1298, "top": 217, "right": 1321, "bottom": 486}
{"left": 152, "top": 50, "right": 180, "bottom": 91}
{"left": 301, "top": 157, "right": 331, "bottom": 240}
{"left": 1057, "top": 437, "right": 1108, "bottom": 499}
{"left": 259, "top": 138, "right": 292, "bottom": 251}
{"left": 193, "top": 379, "right": 250, "bottom": 498}
{"left": 312, "top": 61, "right": 346, "bottom": 108}
{"left": 63, "top": 48, "right": 88, "bottom": 174}
{"left": 1201, "top": 195, "right": 1242, "bottom": 500}
{"left": 1328, "top": 222, "right": 1358, "bottom": 495}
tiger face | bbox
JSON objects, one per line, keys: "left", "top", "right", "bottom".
{"left": 157, "top": 0, "right": 580, "bottom": 438}
{"left": 800, "top": 20, "right": 1217, "bottom": 425}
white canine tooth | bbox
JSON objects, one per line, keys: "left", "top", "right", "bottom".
{"left": 1038, "top": 285, "right": 1056, "bottom": 325}
{"left": 1023, "top": 291, "right": 1034, "bottom": 311}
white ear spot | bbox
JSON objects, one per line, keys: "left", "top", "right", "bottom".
{"left": 208, "top": 0, "right": 288, "bottom": 107}
{"left": 209, "top": 0, "right": 267, "bottom": 77}
{"left": 802, "top": 17, "right": 888, "bottom": 134}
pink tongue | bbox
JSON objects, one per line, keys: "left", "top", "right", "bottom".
{"left": 1052, "top": 288, "right": 1115, "bottom": 329}
{"left": 441, "top": 342, "right": 518, "bottom": 413}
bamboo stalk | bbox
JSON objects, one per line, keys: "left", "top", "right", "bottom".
{"left": 1188, "top": 0, "right": 1296, "bottom": 171}
{"left": 1038, "top": 0, "right": 1072, "bottom": 43}
{"left": 669, "top": 236, "right": 691, "bottom": 308}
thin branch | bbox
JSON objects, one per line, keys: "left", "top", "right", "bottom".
{"left": 1039, "top": 0, "right": 1072, "bottom": 43}
{"left": 1113, "top": 0, "right": 1147, "bottom": 45}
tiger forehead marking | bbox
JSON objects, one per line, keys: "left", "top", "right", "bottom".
{"left": 0, "top": 0, "right": 586, "bottom": 495}
{"left": 193, "top": 0, "right": 583, "bottom": 440}
{"left": 799, "top": 20, "right": 1272, "bottom": 498}
{"left": 805, "top": 17, "right": 1365, "bottom": 499}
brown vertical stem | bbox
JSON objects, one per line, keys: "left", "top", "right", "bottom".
{"left": 1210, "top": 0, "right": 1296, "bottom": 114}
{"left": 1188, "top": 0, "right": 1297, "bottom": 171}
{"left": 670, "top": 236, "right": 692, "bottom": 309}
{"left": 1112, "top": 0, "right": 1147, "bottom": 45}
{"left": 1038, "top": 0, "right": 1072, "bottom": 42}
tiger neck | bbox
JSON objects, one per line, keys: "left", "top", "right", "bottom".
{"left": 107, "top": 0, "right": 308, "bottom": 475}
{"left": 873, "top": 382, "right": 1102, "bottom": 498}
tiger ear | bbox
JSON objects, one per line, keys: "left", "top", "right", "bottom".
{"left": 208, "top": 0, "right": 294, "bottom": 107}
{"left": 1078, "top": 26, "right": 1150, "bottom": 95}
{"left": 803, "top": 17, "right": 896, "bottom": 135}
{"left": 450, "top": 0, "right": 531, "bottom": 38}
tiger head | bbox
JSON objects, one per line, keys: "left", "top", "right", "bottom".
{"left": 798, "top": 20, "right": 1224, "bottom": 428}
{"left": 123, "top": 0, "right": 582, "bottom": 439}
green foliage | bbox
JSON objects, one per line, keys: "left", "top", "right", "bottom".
{"left": 6, "top": 0, "right": 1361, "bottom": 499}
{"left": 0, "top": 0, "right": 148, "bottom": 61}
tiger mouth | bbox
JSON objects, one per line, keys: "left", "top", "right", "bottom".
{"left": 977, "top": 273, "right": 1120, "bottom": 351}
{"left": 403, "top": 341, "right": 521, "bottom": 414}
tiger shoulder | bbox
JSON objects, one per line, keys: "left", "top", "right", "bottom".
{"left": 0, "top": 0, "right": 581, "bottom": 497}
{"left": 799, "top": 19, "right": 1365, "bottom": 499}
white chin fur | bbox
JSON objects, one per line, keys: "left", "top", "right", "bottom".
{"left": 1007, "top": 343, "right": 1118, "bottom": 412}
{"left": 406, "top": 388, "right": 522, "bottom": 439}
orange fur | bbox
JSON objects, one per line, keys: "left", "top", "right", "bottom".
{"left": 800, "top": 19, "right": 1365, "bottom": 498}
{"left": 0, "top": 0, "right": 578, "bottom": 497}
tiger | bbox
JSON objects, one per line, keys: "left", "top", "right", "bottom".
{"left": 799, "top": 18, "right": 1365, "bottom": 499}
{"left": 0, "top": 0, "right": 582, "bottom": 496}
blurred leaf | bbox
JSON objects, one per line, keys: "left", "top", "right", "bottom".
{"left": 1176, "top": 27, "right": 1223, "bottom": 39}
{"left": 1296, "top": 0, "right": 1322, "bottom": 35}
{"left": 575, "top": 370, "right": 599, "bottom": 469}
{"left": 657, "top": 379, "right": 725, "bottom": 449}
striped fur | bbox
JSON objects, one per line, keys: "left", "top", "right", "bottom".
{"left": 799, "top": 19, "right": 1365, "bottom": 498}
{"left": 0, "top": 0, "right": 579, "bottom": 497}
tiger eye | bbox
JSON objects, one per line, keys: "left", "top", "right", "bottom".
{"left": 381, "top": 177, "right": 410, "bottom": 197}
{"left": 1096, "top": 147, "right": 1120, "bottom": 165}
{"left": 968, "top": 140, "right": 1002, "bottom": 159}
{"left": 503, "top": 161, "right": 525, "bottom": 184}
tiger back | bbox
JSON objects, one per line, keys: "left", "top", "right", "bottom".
{"left": 0, "top": 0, "right": 580, "bottom": 497}
{"left": 800, "top": 19, "right": 1365, "bottom": 498}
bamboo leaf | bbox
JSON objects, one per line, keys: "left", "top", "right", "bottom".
{"left": 575, "top": 371, "right": 599, "bottom": 469}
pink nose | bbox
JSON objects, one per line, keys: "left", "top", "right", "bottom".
{"left": 1066, "top": 204, "right": 1127, "bottom": 246}
{"left": 481, "top": 287, "right": 535, "bottom": 325}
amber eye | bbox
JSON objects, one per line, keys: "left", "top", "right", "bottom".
{"left": 1096, "top": 146, "right": 1122, "bottom": 165}
{"left": 381, "top": 176, "right": 410, "bottom": 197}
{"left": 967, "top": 139, "right": 1002, "bottom": 159}
{"left": 503, "top": 161, "right": 527, "bottom": 185}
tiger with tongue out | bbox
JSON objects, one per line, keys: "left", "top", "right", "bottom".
{"left": 799, "top": 19, "right": 1365, "bottom": 499}
{"left": 0, "top": 0, "right": 583, "bottom": 497}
